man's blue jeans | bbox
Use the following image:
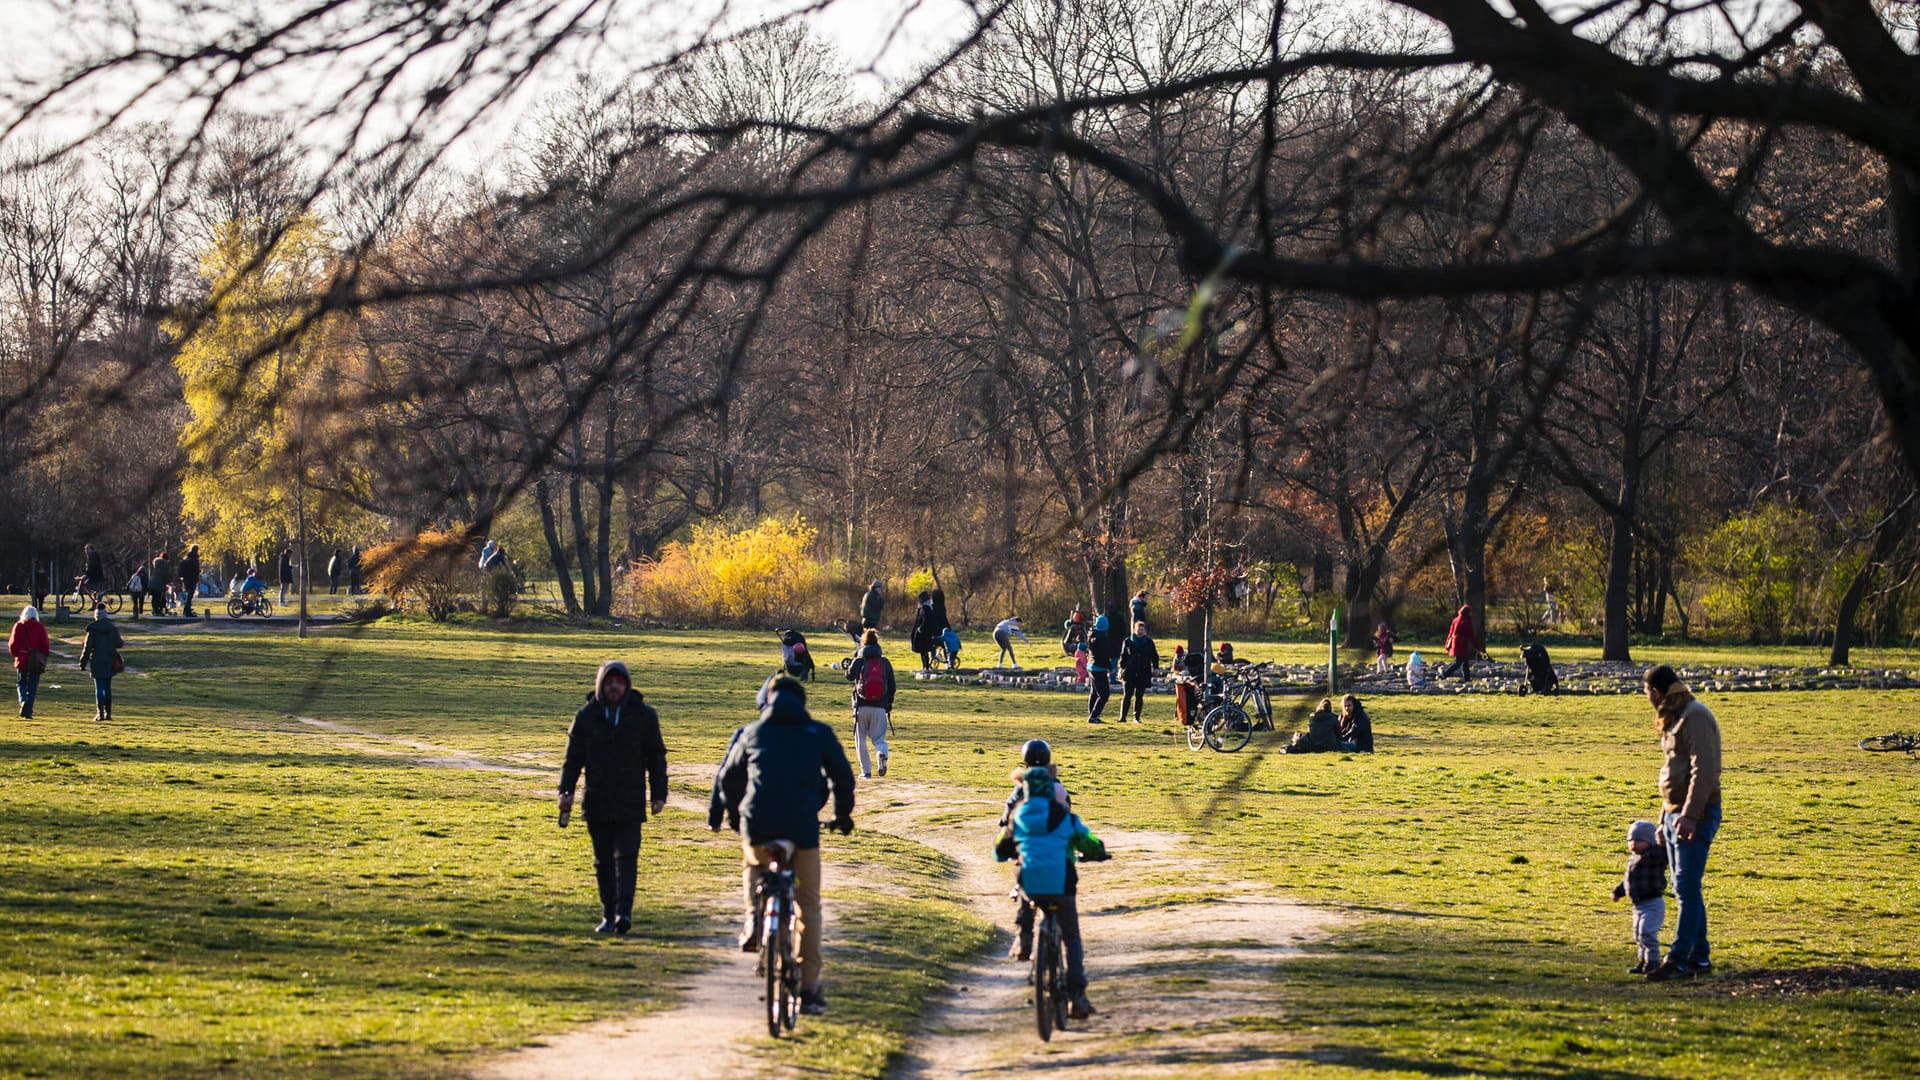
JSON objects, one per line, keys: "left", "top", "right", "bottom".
{"left": 1662, "top": 802, "right": 1721, "bottom": 967}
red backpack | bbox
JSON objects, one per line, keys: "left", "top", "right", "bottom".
{"left": 859, "top": 657, "right": 888, "bottom": 703}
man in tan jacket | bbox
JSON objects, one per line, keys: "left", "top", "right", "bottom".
{"left": 1643, "top": 664, "right": 1722, "bottom": 981}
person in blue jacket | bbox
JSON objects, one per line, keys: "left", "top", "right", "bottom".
{"left": 994, "top": 764, "right": 1109, "bottom": 1019}
{"left": 1086, "top": 608, "right": 1117, "bottom": 723}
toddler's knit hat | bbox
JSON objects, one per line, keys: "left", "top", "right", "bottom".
{"left": 1627, "top": 820, "right": 1658, "bottom": 845}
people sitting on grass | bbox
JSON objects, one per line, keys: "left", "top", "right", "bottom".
{"left": 1339, "top": 694, "right": 1375, "bottom": 752}
{"left": 1284, "top": 698, "right": 1343, "bottom": 754}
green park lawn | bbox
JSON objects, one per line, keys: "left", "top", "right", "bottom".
{"left": 1, "top": 617, "right": 1916, "bottom": 1077}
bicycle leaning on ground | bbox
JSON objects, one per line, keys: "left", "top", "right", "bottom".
{"left": 1198, "top": 660, "right": 1277, "bottom": 753}
{"left": 1859, "top": 732, "right": 1917, "bottom": 754}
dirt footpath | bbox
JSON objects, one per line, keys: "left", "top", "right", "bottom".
{"left": 871, "top": 781, "right": 1335, "bottom": 1079}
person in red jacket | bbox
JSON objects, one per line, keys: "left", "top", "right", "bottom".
{"left": 10, "top": 605, "right": 52, "bottom": 719}
{"left": 1440, "top": 604, "right": 1480, "bottom": 682}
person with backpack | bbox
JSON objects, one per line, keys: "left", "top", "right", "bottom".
{"left": 558, "top": 661, "right": 669, "bottom": 936}
{"left": 859, "top": 580, "right": 884, "bottom": 631}
{"left": 1117, "top": 621, "right": 1159, "bottom": 724}
{"left": 994, "top": 762, "right": 1110, "bottom": 1020}
{"left": 327, "top": 549, "right": 343, "bottom": 594}
{"left": 1086, "top": 609, "right": 1116, "bottom": 723}
{"left": 843, "top": 629, "right": 895, "bottom": 779}
{"left": 127, "top": 564, "right": 147, "bottom": 619}
{"left": 715, "top": 674, "right": 857, "bottom": 1016}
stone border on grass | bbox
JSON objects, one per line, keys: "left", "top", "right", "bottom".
{"left": 912, "top": 661, "right": 1920, "bottom": 695}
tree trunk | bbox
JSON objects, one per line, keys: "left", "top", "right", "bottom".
{"left": 1601, "top": 506, "right": 1635, "bottom": 661}
{"left": 535, "top": 475, "right": 579, "bottom": 616}
{"left": 567, "top": 469, "right": 597, "bottom": 615}
{"left": 1830, "top": 500, "right": 1914, "bottom": 665}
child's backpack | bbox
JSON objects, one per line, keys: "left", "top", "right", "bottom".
{"left": 859, "top": 657, "right": 888, "bottom": 703}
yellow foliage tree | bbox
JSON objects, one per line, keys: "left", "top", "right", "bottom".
{"left": 170, "top": 216, "right": 371, "bottom": 562}
{"left": 623, "top": 517, "right": 829, "bottom": 624}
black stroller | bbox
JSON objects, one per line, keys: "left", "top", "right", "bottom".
{"left": 776, "top": 628, "right": 816, "bottom": 682}
{"left": 1520, "top": 642, "right": 1559, "bottom": 695}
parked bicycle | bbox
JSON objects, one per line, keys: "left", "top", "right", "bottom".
{"left": 1200, "top": 661, "right": 1277, "bottom": 753}
{"left": 70, "top": 577, "right": 123, "bottom": 615}
{"left": 1859, "top": 732, "right": 1917, "bottom": 754}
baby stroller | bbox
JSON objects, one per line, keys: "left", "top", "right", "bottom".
{"left": 776, "top": 628, "right": 816, "bottom": 682}
{"left": 1520, "top": 642, "right": 1559, "bottom": 695}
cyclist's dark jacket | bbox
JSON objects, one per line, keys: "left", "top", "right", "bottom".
{"left": 560, "top": 662, "right": 668, "bottom": 824}
{"left": 1118, "top": 634, "right": 1159, "bottom": 683}
{"left": 717, "top": 689, "right": 855, "bottom": 849}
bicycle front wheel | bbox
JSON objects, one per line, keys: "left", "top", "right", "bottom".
{"left": 1033, "top": 919, "right": 1055, "bottom": 1042}
{"left": 763, "top": 903, "right": 782, "bottom": 1038}
{"left": 1204, "top": 704, "right": 1252, "bottom": 752}
{"left": 778, "top": 912, "right": 798, "bottom": 1032}
{"left": 1859, "top": 734, "right": 1916, "bottom": 753}
{"left": 257, "top": 598, "right": 274, "bottom": 618}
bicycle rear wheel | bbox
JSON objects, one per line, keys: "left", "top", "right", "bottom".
{"left": 1859, "top": 734, "right": 1916, "bottom": 753}
{"left": 1204, "top": 704, "right": 1252, "bottom": 752}
{"left": 778, "top": 911, "right": 797, "bottom": 1032}
{"left": 101, "top": 593, "right": 122, "bottom": 615}
{"left": 226, "top": 596, "right": 244, "bottom": 619}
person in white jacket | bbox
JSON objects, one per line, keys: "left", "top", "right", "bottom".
{"left": 993, "top": 616, "right": 1031, "bottom": 668}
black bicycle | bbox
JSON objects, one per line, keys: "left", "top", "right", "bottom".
{"left": 1202, "top": 661, "right": 1277, "bottom": 753}
{"left": 1026, "top": 890, "right": 1070, "bottom": 1042}
{"left": 754, "top": 840, "right": 802, "bottom": 1037}
{"left": 1859, "top": 733, "right": 1917, "bottom": 753}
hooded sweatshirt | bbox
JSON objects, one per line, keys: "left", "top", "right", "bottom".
{"left": 718, "top": 681, "right": 856, "bottom": 848}
{"left": 560, "top": 660, "right": 668, "bottom": 823}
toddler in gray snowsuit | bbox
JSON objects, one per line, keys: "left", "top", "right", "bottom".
{"left": 1612, "top": 819, "right": 1669, "bottom": 974}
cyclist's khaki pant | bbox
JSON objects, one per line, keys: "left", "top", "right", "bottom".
{"left": 743, "top": 841, "right": 824, "bottom": 990}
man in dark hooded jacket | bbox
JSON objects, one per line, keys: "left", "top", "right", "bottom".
{"left": 559, "top": 661, "right": 668, "bottom": 935}
{"left": 715, "top": 675, "right": 856, "bottom": 1015}
{"left": 859, "top": 580, "right": 884, "bottom": 630}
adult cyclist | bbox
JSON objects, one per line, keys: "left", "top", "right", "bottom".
{"left": 714, "top": 674, "right": 857, "bottom": 1016}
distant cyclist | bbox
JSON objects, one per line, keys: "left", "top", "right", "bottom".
{"left": 714, "top": 674, "right": 856, "bottom": 1016}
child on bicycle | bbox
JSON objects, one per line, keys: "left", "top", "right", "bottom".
{"left": 994, "top": 761, "right": 1108, "bottom": 1020}
{"left": 238, "top": 568, "right": 268, "bottom": 613}
{"left": 999, "top": 739, "right": 1072, "bottom": 963}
